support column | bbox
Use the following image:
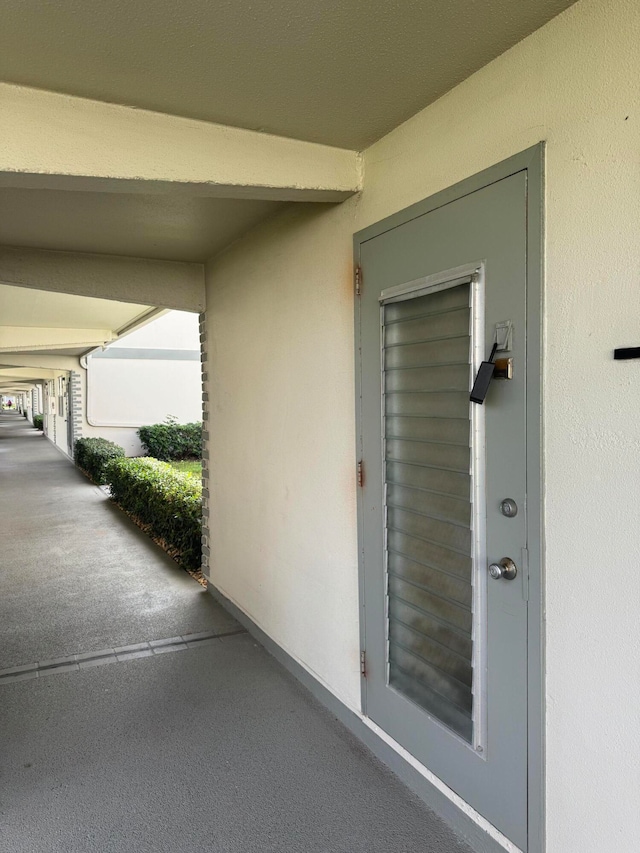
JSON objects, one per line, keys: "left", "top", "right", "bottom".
{"left": 199, "top": 313, "right": 210, "bottom": 580}
{"left": 68, "top": 370, "right": 83, "bottom": 456}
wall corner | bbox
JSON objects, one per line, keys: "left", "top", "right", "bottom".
{"left": 199, "top": 312, "right": 211, "bottom": 579}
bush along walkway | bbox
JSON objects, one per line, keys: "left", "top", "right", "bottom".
{"left": 74, "top": 437, "right": 125, "bottom": 484}
{"left": 105, "top": 457, "right": 204, "bottom": 581}
{"left": 138, "top": 417, "right": 202, "bottom": 461}
{"left": 74, "top": 438, "right": 204, "bottom": 584}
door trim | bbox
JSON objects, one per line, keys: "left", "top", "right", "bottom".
{"left": 354, "top": 144, "right": 545, "bottom": 853}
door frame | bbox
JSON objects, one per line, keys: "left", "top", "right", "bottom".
{"left": 353, "top": 144, "right": 545, "bottom": 852}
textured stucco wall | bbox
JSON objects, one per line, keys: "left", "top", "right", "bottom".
{"left": 204, "top": 1, "right": 640, "bottom": 850}
{"left": 86, "top": 358, "right": 202, "bottom": 429}
{"left": 205, "top": 204, "right": 360, "bottom": 705}
{"left": 72, "top": 367, "right": 145, "bottom": 454}
{"left": 83, "top": 311, "right": 202, "bottom": 455}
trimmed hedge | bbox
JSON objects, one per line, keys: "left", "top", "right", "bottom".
{"left": 105, "top": 457, "right": 202, "bottom": 569}
{"left": 138, "top": 418, "right": 202, "bottom": 461}
{"left": 74, "top": 437, "right": 125, "bottom": 484}
{"left": 33, "top": 414, "right": 43, "bottom": 431}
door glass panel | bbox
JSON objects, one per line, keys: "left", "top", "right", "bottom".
{"left": 383, "top": 282, "right": 475, "bottom": 742}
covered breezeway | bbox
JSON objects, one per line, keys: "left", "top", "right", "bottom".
{"left": 3, "top": 1, "right": 640, "bottom": 850}
{"left": 0, "top": 411, "right": 236, "bottom": 667}
{"left": 0, "top": 410, "right": 472, "bottom": 853}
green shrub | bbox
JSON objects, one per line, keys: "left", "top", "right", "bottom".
{"left": 105, "top": 457, "right": 202, "bottom": 569}
{"left": 74, "top": 437, "right": 125, "bottom": 484}
{"left": 33, "top": 415, "right": 44, "bottom": 431}
{"left": 137, "top": 417, "right": 202, "bottom": 461}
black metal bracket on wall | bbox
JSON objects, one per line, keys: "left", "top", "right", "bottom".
{"left": 614, "top": 347, "right": 640, "bottom": 360}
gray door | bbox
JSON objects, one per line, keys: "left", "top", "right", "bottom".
{"left": 357, "top": 172, "right": 529, "bottom": 849}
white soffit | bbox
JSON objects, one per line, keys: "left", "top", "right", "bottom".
{"left": 0, "top": 189, "right": 283, "bottom": 263}
{"left": 0, "top": 283, "right": 151, "bottom": 332}
{"left": 0, "top": 0, "right": 576, "bottom": 148}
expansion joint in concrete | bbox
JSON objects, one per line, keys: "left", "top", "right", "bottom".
{"left": 0, "top": 628, "right": 246, "bottom": 684}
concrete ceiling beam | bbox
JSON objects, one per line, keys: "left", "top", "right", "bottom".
{"left": 0, "top": 354, "right": 85, "bottom": 370}
{"left": 0, "top": 325, "right": 116, "bottom": 352}
{"left": 0, "top": 380, "right": 39, "bottom": 389}
{"left": 0, "top": 368, "right": 58, "bottom": 380}
{"left": 0, "top": 83, "right": 362, "bottom": 202}
{"left": 0, "top": 246, "right": 204, "bottom": 311}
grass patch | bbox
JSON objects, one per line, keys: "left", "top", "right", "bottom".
{"left": 169, "top": 459, "right": 202, "bottom": 478}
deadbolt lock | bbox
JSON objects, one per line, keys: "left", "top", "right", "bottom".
{"left": 488, "top": 557, "right": 518, "bottom": 581}
{"left": 493, "top": 358, "right": 513, "bottom": 380}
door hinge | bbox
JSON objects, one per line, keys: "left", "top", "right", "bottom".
{"left": 360, "top": 650, "right": 367, "bottom": 677}
{"left": 357, "top": 460, "right": 364, "bottom": 488}
{"left": 355, "top": 264, "right": 362, "bottom": 296}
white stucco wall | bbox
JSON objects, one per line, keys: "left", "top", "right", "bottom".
{"left": 83, "top": 311, "right": 202, "bottom": 455}
{"left": 108, "top": 310, "right": 199, "bottom": 350}
{"left": 204, "top": 1, "right": 640, "bottom": 850}
{"left": 206, "top": 206, "right": 359, "bottom": 704}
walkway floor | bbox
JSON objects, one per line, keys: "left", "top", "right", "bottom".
{"left": 0, "top": 413, "right": 473, "bottom": 853}
{"left": 0, "top": 413, "right": 237, "bottom": 669}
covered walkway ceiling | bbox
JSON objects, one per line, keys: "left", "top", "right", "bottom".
{"left": 0, "top": 189, "right": 284, "bottom": 264}
{"left": 0, "top": 282, "right": 157, "bottom": 396}
{"left": 0, "top": 0, "right": 575, "bottom": 149}
{"left": 0, "top": 0, "right": 575, "bottom": 325}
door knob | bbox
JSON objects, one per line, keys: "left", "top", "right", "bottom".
{"left": 488, "top": 557, "right": 518, "bottom": 580}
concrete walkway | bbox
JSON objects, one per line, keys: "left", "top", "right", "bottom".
{"left": 0, "top": 412, "right": 237, "bottom": 669}
{"left": 0, "top": 413, "right": 473, "bottom": 853}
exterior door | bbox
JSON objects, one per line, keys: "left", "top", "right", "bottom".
{"left": 356, "top": 169, "right": 532, "bottom": 849}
